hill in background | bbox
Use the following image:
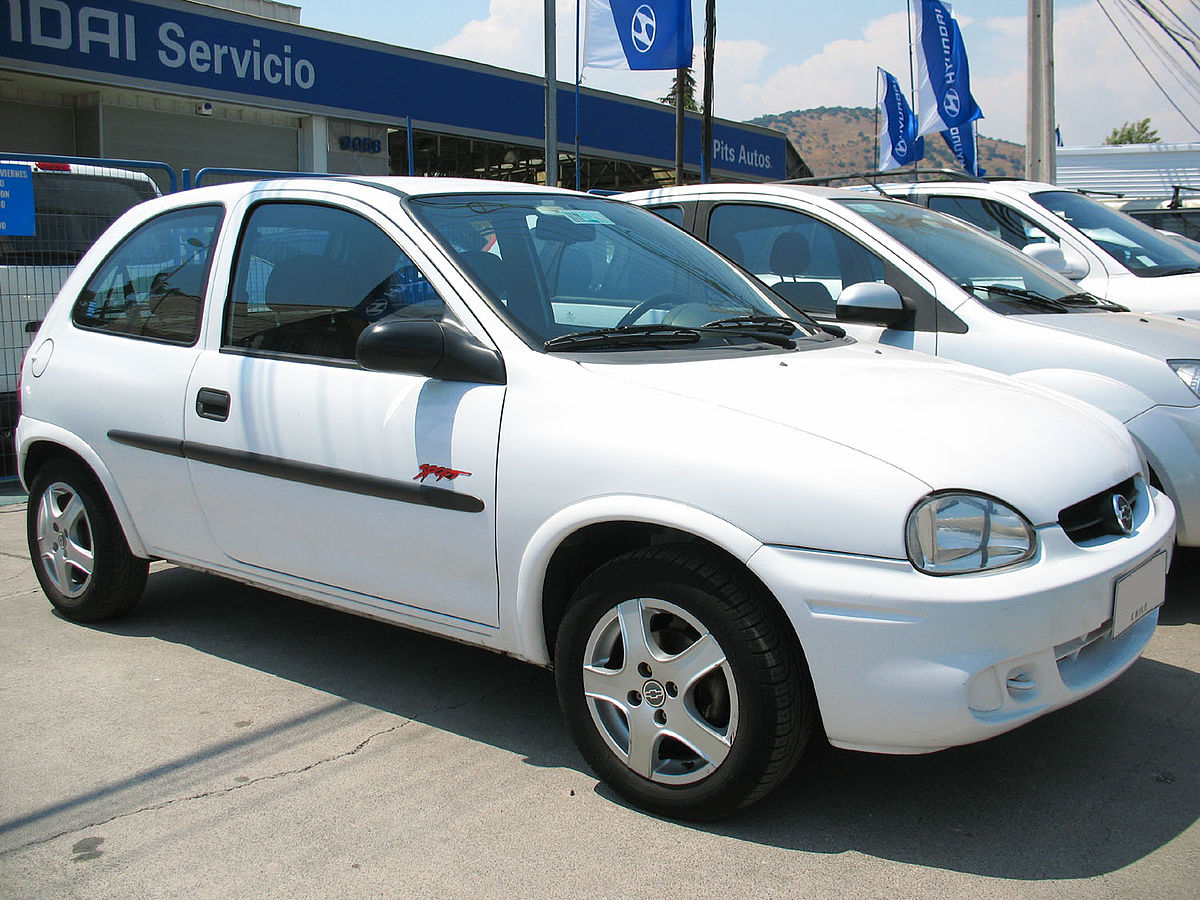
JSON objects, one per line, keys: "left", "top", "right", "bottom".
{"left": 749, "top": 106, "right": 1026, "bottom": 179}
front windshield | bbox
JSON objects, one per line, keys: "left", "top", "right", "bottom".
{"left": 407, "top": 193, "right": 822, "bottom": 350}
{"left": 839, "top": 198, "right": 1113, "bottom": 315}
{"left": 1031, "top": 190, "right": 1200, "bottom": 277}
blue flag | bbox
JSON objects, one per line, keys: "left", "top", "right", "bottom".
{"left": 583, "top": 0, "right": 693, "bottom": 71}
{"left": 915, "top": 0, "right": 983, "bottom": 137}
{"left": 941, "top": 121, "right": 985, "bottom": 177}
{"left": 878, "top": 68, "right": 924, "bottom": 170}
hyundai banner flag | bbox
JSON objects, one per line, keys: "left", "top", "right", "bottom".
{"left": 878, "top": 68, "right": 924, "bottom": 170}
{"left": 915, "top": 0, "right": 983, "bottom": 137}
{"left": 584, "top": 0, "right": 694, "bottom": 71}
{"left": 941, "top": 122, "right": 985, "bottom": 177}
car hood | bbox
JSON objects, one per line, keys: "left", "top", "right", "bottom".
{"left": 1103, "top": 271, "right": 1200, "bottom": 319}
{"left": 580, "top": 342, "right": 1137, "bottom": 524}
{"left": 1020, "top": 310, "right": 1200, "bottom": 356}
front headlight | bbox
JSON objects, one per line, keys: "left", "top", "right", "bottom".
{"left": 905, "top": 492, "right": 1036, "bottom": 575}
{"left": 1168, "top": 359, "right": 1200, "bottom": 398}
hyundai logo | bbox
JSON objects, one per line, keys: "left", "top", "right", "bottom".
{"left": 896, "top": 138, "right": 908, "bottom": 158}
{"left": 943, "top": 88, "right": 962, "bottom": 119}
{"left": 631, "top": 5, "right": 657, "bottom": 53}
{"left": 1112, "top": 494, "right": 1134, "bottom": 535}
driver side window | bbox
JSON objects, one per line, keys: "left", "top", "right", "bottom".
{"left": 706, "top": 203, "right": 886, "bottom": 316}
{"left": 224, "top": 203, "right": 444, "bottom": 362}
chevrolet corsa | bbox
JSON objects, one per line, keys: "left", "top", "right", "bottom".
{"left": 17, "top": 178, "right": 1175, "bottom": 819}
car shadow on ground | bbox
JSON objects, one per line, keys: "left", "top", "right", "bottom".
{"left": 88, "top": 562, "right": 1198, "bottom": 881}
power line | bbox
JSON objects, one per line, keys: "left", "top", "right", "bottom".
{"left": 1096, "top": 0, "right": 1200, "bottom": 136}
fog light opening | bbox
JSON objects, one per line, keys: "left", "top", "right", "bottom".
{"left": 1006, "top": 668, "right": 1039, "bottom": 701}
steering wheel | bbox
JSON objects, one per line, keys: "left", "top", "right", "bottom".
{"left": 616, "top": 292, "right": 692, "bottom": 327}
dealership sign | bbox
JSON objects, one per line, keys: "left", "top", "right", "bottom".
{"left": 1, "top": 0, "right": 785, "bottom": 179}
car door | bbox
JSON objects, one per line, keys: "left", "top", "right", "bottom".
{"left": 64, "top": 203, "right": 223, "bottom": 559}
{"left": 184, "top": 195, "right": 504, "bottom": 627}
{"left": 699, "top": 201, "right": 939, "bottom": 353}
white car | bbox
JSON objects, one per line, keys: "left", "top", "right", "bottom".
{"left": 623, "top": 183, "right": 1200, "bottom": 551}
{"left": 875, "top": 179, "right": 1200, "bottom": 318}
{"left": 18, "top": 178, "right": 1173, "bottom": 819}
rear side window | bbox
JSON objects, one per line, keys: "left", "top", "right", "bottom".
{"left": 73, "top": 205, "right": 223, "bottom": 344}
{"left": 224, "top": 202, "right": 444, "bottom": 362}
{"left": 926, "top": 195, "right": 1054, "bottom": 250}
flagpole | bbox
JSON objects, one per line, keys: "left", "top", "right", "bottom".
{"left": 701, "top": 0, "right": 715, "bottom": 183}
{"left": 907, "top": 0, "right": 918, "bottom": 179}
{"left": 575, "top": 0, "right": 582, "bottom": 191}
{"left": 544, "top": 0, "right": 558, "bottom": 187}
{"left": 874, "top": 68, "right": 881, "bottom": 173}
{"left": 675, "top": 67, "right": 685, "bottom": 185}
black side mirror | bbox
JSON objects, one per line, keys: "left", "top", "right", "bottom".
{"left": 356, "top": 317, "right": 506, "bottom": 385}
{"left": 835, "top": 282, "right": 911, "bottom": 328}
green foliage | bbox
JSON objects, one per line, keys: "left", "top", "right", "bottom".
{"left": 1104, "top": 117, "right": 1161, "bottom": 145}
{"left": 659, "top": 68, "right": 699, "bottom": 111}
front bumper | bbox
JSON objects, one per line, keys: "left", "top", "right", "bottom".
{"left": 747, "top": 483, "right": 1175, "bottom": 754}
{"left": 1127, "top": 403, "right": 1200, "bottom": 546}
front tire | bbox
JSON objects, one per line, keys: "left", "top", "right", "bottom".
{"left": 27, "top": 458, "right": 148, "bottom": 622}
{"left": 555, "top": 545, "right": 814, "bottom": 819}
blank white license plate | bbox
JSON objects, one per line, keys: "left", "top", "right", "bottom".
{"left": 1112, "top": 552, "right": 1168, "bottom": 638}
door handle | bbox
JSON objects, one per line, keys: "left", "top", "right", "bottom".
{"left": 196, "top": 388, "right": 231, "bottom": 422}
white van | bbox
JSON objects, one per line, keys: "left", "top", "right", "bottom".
{"left": 1, "top": 161, "right": 159, "bottom": 472}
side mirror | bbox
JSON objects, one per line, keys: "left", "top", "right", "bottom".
{"left": 1022, "top": 242, "right": 1069, "bottom": 274}
{"left": 835, "top": 282, "right": 910, "bottom": 327}
{"left": 356, "top": 317, "right": 506, "bottom": 385}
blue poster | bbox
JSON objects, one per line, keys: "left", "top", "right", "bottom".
{"left": 0, "top": 164, "right": 35, "bottom": 236}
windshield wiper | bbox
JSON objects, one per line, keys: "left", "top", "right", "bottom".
{"left": 1056, "top": 292, "right": 1129, "bottom": 311}
{"left": 544, "top": 320, "right": 798, "bottom": 352}
{"left": 703, "top": 314, "right": 804, "bottom": 334}
{"left": 544, "top": 324, "right": 703, "bottom": 351}
{"left": 960, "top": 282, "right": 1071, "bottom": 313}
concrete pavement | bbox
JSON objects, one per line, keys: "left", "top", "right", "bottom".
{"left": 1, "top": 502, "right": 1197, "bottom": 898}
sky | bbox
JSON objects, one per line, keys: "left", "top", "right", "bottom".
{"left": 292, "top": 1, "right": 1200, "bottom": 147}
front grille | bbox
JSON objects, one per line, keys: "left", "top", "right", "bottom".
{"left": 1058, "top": 477, "right": 1137, "bottom": 544}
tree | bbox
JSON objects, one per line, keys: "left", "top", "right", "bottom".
{"left": 1104, "top": 118, "right": 1161, "bottom": 145}
{"left": 659, "top": 68, "right": 698, "bottom": 111}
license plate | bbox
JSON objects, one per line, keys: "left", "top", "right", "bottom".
{"left": 1112, "top": 552, "right": 1167, "bottom": 638}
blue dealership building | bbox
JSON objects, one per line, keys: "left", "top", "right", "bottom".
{"left": 0, "top": 0, "right": 807, "bottom": 188}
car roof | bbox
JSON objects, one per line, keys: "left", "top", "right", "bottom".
{"left": 620, "top": 182, "right": 892, "bottom": 204}
{"left": 159, "top": 176, "right": 589, "bottom": 208}
{"left": 0, "top": 159, "right": 158, "bottom": 187}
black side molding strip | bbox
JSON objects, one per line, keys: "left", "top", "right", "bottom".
{"left": 107, "top": 430, "right": 485, "bottom": 514}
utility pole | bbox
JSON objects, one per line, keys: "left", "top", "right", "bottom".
{"left": 1026, "top": 0, "right": 1056, "bottom": 182}
{"left": 544, "top": 0, "right": 558, "bottom": 187}
{"left": 701, "top": 0, "right": 715, "bottom": 182}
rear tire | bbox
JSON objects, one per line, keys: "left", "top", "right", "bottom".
{"left": 27, "top": 458, "right": 148, "bottom": 622}
{"left": 555, "top": 544, "right": 814, "bottom": 820}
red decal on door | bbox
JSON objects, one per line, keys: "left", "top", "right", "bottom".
{"left": 414, "top": 464, "right": 472, "bottom": 483}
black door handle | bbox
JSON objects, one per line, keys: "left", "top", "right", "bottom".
{"left": 196, "top": 388, "right": 231, "bottom": 422}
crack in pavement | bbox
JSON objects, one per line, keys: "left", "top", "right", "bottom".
{"left": 2, "top": 689, "right": 496, "bottom": 856}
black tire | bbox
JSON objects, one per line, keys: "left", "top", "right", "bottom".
{"left": 27, "top": 457, "right": 148, "bottom": 622}
{"left": 554, "top": 544, "right": 814, "bottom": 820}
